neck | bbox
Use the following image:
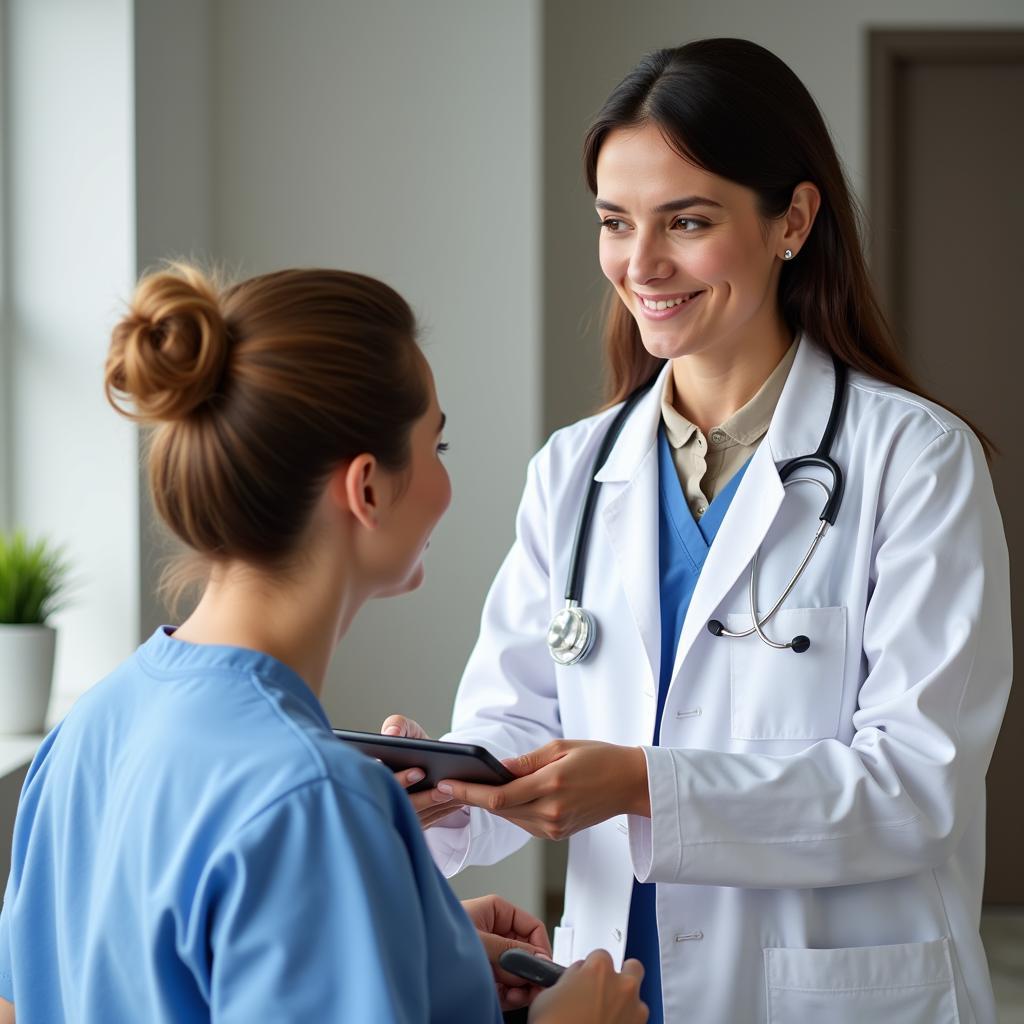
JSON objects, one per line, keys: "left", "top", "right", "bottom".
{"left": 671, "top": 315, "right": 793, "bottom": 434}
{"left": 171, "top": 548, "right": 362, "bottom": 699}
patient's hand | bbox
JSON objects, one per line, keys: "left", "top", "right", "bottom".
{"left": 461, "top": 894, "right": 551, "bottom": 1012}
{"left": 380, "top": 714, "right": 467, "bottom": 828}
{"left": 528, "top": 952, "right": 647, "bottom": 1023}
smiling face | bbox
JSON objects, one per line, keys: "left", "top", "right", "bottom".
{"left": 596, "top": 122, "right": 791, "bottom": 365}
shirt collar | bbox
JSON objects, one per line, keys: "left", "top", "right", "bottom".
{"left": 659, "top": 339, "right": 798, "bottom": 450}
{"left": 659, "top": 375, "right": 698, "bottom": 449}
{"left": 136, "top": 626, "right": 330, "bottom": 728}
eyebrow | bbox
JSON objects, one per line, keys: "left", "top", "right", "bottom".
{"left": 437, "top": 412, "right": 447, "bottom": 434}
{"left": 595, "top": 195, "right": 723, "bottom": 214}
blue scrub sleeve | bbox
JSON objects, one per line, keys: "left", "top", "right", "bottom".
{"left": 193, "top": 776, "right": 482, "bottom": 1024}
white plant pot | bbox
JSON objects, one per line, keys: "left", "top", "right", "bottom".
{"left": 0, "top": 624, "right": 57, "bottom": 735}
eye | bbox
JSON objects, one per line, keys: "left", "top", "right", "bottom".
{"left": 599, "top": 217, "right": 627, "bottom": 233}
{"left": 436, "top": 441, "right": 450, "bottom": 455}
{"left": 672, "top": 217, "right": 705, "bottom": 232}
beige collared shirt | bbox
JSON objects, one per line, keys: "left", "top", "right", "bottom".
{"left": 660, "top": 343, "right": 797, "bottom": 520}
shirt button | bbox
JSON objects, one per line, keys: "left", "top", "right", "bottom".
{"left": 695, "top": 505, "right": 707, "bottom": 517}
{"left": 710, "top": 429, "right": 726, "bottom": 444}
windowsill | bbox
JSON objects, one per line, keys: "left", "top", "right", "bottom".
{"left": 0, "top": 736, "right": 43, "bottom": 779}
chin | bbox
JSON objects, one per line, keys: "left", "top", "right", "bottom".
{"left": 637, "top": 321, "right": 723, "bottom": 362}
{"left": 374, "top": 561, "right": 425, "bottom": 599}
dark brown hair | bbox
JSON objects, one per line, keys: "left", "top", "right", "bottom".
{"left": 105, "top": 263, "right": 429, "bottom": 592}
{"left": 583, "top": 38, "right": 994, "bottom": 458}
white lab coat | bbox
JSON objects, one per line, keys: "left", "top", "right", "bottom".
{"left": 427, "top": 338, "right": 1012, "bottom": 1023}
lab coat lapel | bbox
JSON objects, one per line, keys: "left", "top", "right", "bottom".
{"left": 671, "top": 442, "right": 784, "bottom": 678}
{"left": 600, "top": 446, "right": 662, "bottom": 691}
{"left": 594, "top": 363, "right": 672, "bottom": 692}
{"left": 670, "top": 338, "right": 837, "bottom": 680}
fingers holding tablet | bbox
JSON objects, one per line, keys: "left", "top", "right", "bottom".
{"left": 334, "top": 727, "right": 513, "bottom": 828}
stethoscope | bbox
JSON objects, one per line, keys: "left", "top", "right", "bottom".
{"left": 546, "top": 356, "right": 846, "bottom": 666}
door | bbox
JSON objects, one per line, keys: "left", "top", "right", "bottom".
{"left": 871, "top": 30, "right": 1024, "bottom": 904}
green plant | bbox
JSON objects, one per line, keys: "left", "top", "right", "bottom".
{"left": 0, "top": 530, "right": 73, "bottom": 625}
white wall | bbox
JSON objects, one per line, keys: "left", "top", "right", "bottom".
{"left": 132, "top": 0, "right": 214, "bottom": 637}
{"left": 208, "top": 0, "right": 545, "bottom": 910}
{"left": 8, "top": 0, "right": 1018, "bottom": 921}
{"left": 0, "top": 1, "right": 9, "bottom": 534}
{"left": 6, "top": 0, "right": 138, "bottom": 721}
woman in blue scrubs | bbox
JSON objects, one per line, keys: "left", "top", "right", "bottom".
{"left": 0, "top": 266, "right": 647, "bottom": 1023}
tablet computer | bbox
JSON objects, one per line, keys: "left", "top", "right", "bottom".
{"left": 332, "top": 729, "right": 516, "bottom": 794}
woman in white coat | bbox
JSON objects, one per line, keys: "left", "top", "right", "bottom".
{"left": 386, "top": 38, "right": 1012, "bottom": 1024}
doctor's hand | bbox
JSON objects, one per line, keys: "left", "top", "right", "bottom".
{"left": 436, "top": 740, "right": 651, "bottom": 841}
{"left": 461, "top": 894, "right": 552, "bottom": 1012}
{"left": 380, "top": 714, "right": 468, "bottom": 829}
{"left": 528, "top": 951, "right": 647, "bottom": 1024}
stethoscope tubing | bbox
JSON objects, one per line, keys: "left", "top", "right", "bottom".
{"left": 548, "top": 354, "right": 848, "bottom": 664}
{"left": 563, "top": 374, "right": 661, "bottom": 604}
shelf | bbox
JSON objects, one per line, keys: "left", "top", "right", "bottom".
{"left": 0, "top": 736, "right": 44, "bottom": 779}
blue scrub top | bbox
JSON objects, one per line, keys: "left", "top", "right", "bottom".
{"left": 0, "top": 627, "right": 502, "bottom": 1023}
{"left": 624, "top": 428, "right": 749, "bottom": 1022}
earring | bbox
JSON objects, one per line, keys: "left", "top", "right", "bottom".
{"left": 783, "top": 249, "right": 794, "bottom": 260}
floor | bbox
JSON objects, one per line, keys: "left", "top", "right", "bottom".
{"left": 981, "top": 908, "right": 1024, "bottom": 1023}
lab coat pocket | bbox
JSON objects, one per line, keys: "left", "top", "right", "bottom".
{"left": 764, "top": 938, "right": 959, "bottom": 1023}
{"left": 728, "top": 606, "right": 846, "bottom": 740}
{"left": 552, "top": 926, "right": 574, "bottom": 966}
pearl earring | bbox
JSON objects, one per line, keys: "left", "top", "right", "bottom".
{"left": 783, "top": 249, "right": 794, "bottom": 260}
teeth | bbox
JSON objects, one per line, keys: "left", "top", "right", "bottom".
{"left": 642, "top": 292, "right": 698, "bottom": 310}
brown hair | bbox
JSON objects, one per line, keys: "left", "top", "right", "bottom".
{"left": 105, "top": 263, "right": 429, "bottom": 595}
{"left": 583, "top": 38, "right": 994, "bottom": 458}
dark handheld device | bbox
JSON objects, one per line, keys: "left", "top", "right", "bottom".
{"left": 332, "top": 729, "right": 516, "bottom": 794}
{"left": 498, "top": 949, "right": 566, "bottom": 988}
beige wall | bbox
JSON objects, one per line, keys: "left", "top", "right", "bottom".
{"left": 537, "top": 0, "right": 1024, "bottom": 439}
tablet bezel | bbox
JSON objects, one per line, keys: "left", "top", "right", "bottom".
{"left": 332, "top": 729, "right": 516, "bottom": 793}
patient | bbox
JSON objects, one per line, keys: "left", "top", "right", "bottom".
{"left": 0, "top": 265, "right": 646, "bottom": 1023}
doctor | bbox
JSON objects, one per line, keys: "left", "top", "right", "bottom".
{"left": 386, "top": 37, "right": 1012, "bottom": 1024}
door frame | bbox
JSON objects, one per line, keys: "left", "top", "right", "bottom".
{"left": 868, "top": 28, "right": 1024, "bottom": 336}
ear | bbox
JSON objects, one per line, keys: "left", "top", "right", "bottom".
{"left": 778, "top": 181, "right": 821, "bottom": 259}
{"left": 326, "top": 454, "right": 382, "bottom": 531}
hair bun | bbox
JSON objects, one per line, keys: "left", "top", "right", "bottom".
{"left": 105, "top": 263, "right": 229, "bottom": 423}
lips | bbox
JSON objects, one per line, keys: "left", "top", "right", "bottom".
{"left": 638, "top": 290, "right": 703, "bottom": 311}
{"left": 635, "top": 289, "right": 705, "bottom": 320}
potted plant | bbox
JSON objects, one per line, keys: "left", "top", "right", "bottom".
{"left": 0, "top": 531, "right": 72, "bottom": 734}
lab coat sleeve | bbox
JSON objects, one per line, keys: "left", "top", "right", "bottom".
{"left": 630, "top": 426, "right": 1013, "bottom": 888}
{"left": 426, "top": 450, "right": 563, "bottom": 876}
{"left": 197, "top": 776, "right": 498, "bottom": 1023}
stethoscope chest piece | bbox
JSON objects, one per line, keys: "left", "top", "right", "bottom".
{"left": 547, "top": 602, "right": 597, "bottom": 665}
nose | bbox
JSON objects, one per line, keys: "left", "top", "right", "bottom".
{"left": 627, "top": 229, "right": 673, "bottom": 285}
